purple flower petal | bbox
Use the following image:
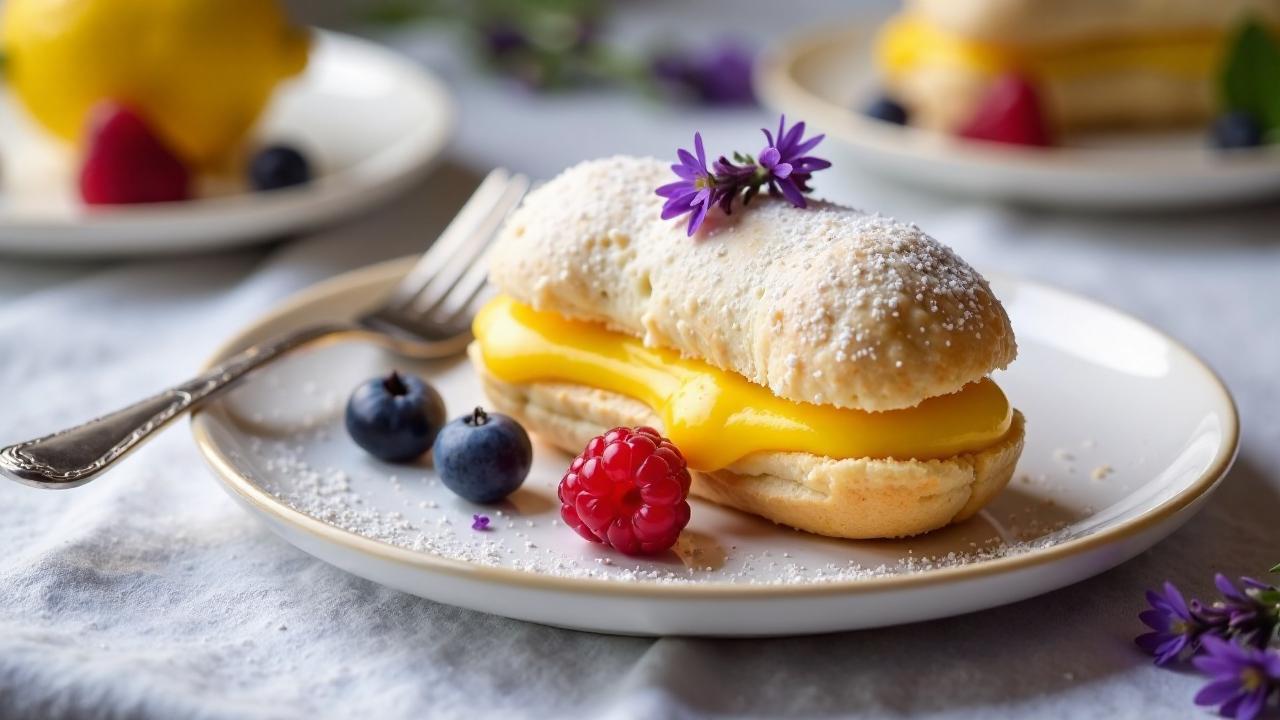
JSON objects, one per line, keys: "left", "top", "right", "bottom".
{"left": 1197, "top": 656, "right": 1244, "bottom": 675}
{"left": 793, "top": 133, "right": 825, "bottom": 156}
{"left": 792, "top": 157, "right": 832, "bottom": 173}
{"left": 1135, "top": 632, "right": 1167, "bottom": 654}
{"left": 686, "top": 200, "right": 709, "bottom": 236}
{"left": 1139, "top": 609, "right": 1172, "bottom": 631}
{"left": 1162, "top": 581, "right": 1191, "bottom": 617}
{"left": 773, "top": 177, "right": 807, "bottom": 208}
{"left": 1235, "top": 689, "right": 1266, "bottom": 720}
{"left": 656, "top": 181, "right": 692, "bottom": 197}
{"left": 1197, "top": 679, "right": 1247, "bottom": 706}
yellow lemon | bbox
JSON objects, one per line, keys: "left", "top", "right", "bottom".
{"left": 2, "top": 0, "right": 310, "bottom": 167}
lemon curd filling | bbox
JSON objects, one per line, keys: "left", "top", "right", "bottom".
{"left": 877, "top": 14, "right": 1228, "bottom": 81}
{"left": 473, "top": 296, "right": 1013, "bottom": 472}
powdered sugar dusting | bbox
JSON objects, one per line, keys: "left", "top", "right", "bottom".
{"left": 235, "top": 422, "right": 1078, "bottom": 587}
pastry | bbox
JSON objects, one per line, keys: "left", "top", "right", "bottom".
{"left": 469, "top": 156, "right": 1024, "bottom": 539}
{"left": 875, "top": 0, "right": 1280, "bottom": 132}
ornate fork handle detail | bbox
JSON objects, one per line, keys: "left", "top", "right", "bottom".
{"left": 0, "top": 324, "right": 358, "bottom": 489}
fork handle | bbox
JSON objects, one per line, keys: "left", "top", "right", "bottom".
{"left": 0, "top": 324, "right": 355, "bottom": 489}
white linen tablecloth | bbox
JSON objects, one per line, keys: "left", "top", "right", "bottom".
{"left": 2, "top": 3, "right": 1279, "bottom": 718}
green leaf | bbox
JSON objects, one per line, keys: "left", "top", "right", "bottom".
{"left": 1221, "top": 19, "right": 1280, "bottom": 132}
{"left": 1271, "top": 562, "right": 1280, "bottom": 573}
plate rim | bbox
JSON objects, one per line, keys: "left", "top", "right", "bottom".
{"left": 753, "top": 22, "right": 1280, "bottom": 174}
{"left": 0, "top": 30, "right": 455, "bottom": 255}
{"left": 191, "top": 256, "right": 1240, "bottom": 599}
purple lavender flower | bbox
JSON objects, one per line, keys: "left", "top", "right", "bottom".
{"left": 1137, "top": 581, "right": 1203, "bottom": 665}
{"left": 651, "top": 41, "right": 756, "bottom": 106}
{"left": 709, "top": 154, "right": 758, "bottom": 213}
{"left": 656, "top": 132, "right": 723, "bottom": 236}
{"left": 1196, "top": 575, "right": 1280, "bottom": 649}
{"left": 1193, "top": 636, "right": 1280, "bottom": 720}
{"left": 472, "top": 514, "right": 491, "bottom": 531}
{"left": 759, "top": 115, "right": 831, "bottom": 208}
{"left": 657, "top": 117, "right": 831, "bottom": 235}
{"left": 483, "top": 23, "right": 529, "bottom": 57}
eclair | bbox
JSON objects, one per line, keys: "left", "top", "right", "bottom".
{"left": 469, "top": 156, "right": 1024, "bottom": 539}
{"left": 876, "top": 0, "right": 1280, "bottom": 132}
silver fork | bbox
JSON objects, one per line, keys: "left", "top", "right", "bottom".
{"left": 0, "top": 169, "right": 529, "bottom": 490}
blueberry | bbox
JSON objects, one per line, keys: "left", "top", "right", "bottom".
{"left": 1210, "top": 111, "right": 1264, "bottom": 149}
{"left": 345, "top": 371, "right": 446, "bottom": 462}
{"left": 433, "top": 407, "right": 532, "bottom": 504}
{"left": 249, "top": 144, "right": 312, "bottom": 191}
{"left": 864, "top": 95, "right": 909, "bottom": 125}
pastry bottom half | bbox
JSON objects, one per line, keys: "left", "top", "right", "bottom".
{"left": 888, "top": 64, "right": 1212, "bottom": 133}
{"left": 469, "top": 345, "right": 1026, "bottom": 539}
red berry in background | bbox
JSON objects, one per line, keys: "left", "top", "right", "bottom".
{"left": 558, "top": 426, "right": 692, "bottom": 556}
{"left": 958, "top": 74, "right": 1053, "bottom": 147}
{"left": 79, "top": 102, "right": 191, "bottom": 205}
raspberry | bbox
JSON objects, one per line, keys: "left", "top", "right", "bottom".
{"left": 957, "top": 73, "right": 1053, "bottom": 147}
{"left": 79, "top": 101, "right": 191, "bottom": 205}
{"left": 558, "top": 426, "right": 692, "bottom": 556}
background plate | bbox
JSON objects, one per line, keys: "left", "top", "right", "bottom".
{"left": 0, "top": 31, "right": 453, "bottom": 257}
{"left": 755, "top": 24, "right": 1280, "bottom": 210}
{"left": 192, "top": 258, "right": 1238, "bottom": 636}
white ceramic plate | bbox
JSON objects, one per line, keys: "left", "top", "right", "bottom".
{"left": 755, "top": 24, "right": 1280, "bottom": 209}
{"left": 0, "top": 31, "right": 453, "bottom": 257}
{"left": 191, "top": 257, "right": 1237, "bottom": 636}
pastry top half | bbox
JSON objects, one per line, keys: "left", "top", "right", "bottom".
{"left": 907, "top": 0, "right": 1280, "bottom": 46}
{"left": 486, "top": 156, "right": 1015, "bottom": 412}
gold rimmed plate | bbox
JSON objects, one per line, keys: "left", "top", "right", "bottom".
{"left": 191, "top": 257, "right": 1237, "bottom": 636}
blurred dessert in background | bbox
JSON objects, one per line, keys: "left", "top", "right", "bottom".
{"left": 2, "top": 0, "right": 309, "bottom": 168}
{"left": 871, "top": 0, "right": 1280, "bottom": 142}
{"left": 2, "top": 0, "right": 313, "bottom": 205}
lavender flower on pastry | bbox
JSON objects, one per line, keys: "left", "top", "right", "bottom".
{"left": 656, "top": 115, "right": 830, "bottom": 236}
{"left": 758, "top": 115, "right": 832, "bottom": 208}
{"left": 655, "top": 132, "right": 721, "bottom": 236}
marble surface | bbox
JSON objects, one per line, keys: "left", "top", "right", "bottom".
{"left": 1, "top": 2, "right": 1278, "bottom": 718}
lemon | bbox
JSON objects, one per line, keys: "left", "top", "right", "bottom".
{"left": 2, "top": 0, "right": 310, "bottom": 167}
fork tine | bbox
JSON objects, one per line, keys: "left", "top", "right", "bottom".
{"left": 434, "top": 247, "right": 496, "bottom": 324}
{"left": 386, "top": 168, "right": 514, "bottom": 309}
{"left": 406, "top": 173, "right": 529, "bottom": 315}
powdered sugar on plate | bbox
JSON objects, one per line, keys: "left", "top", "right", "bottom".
{"left": 233, "top": 415, "right": 1081, "bottom": 587}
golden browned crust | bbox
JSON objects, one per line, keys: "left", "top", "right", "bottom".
{"left": 906, "top": 0, "right": 1280, "bottom": 46}
{"left": 470, "top": 345, "right": 1025, "bottom": 539}
{"left": 885, "top": 58, "right": 1216, "bottom": 133}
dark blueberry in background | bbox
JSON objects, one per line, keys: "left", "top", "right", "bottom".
{"left": 345, "top": 371, "right": 447, "bottom": 463}
{"left": 249, "top": 144, "right": 312, "bottom": 191}
{"left": 864, "top": 95, "right": 909, "bottom": 125}
{"left": 433, "top": 407, "right": 532, "bottom": 504}
{"left": 1210, "top": 111, "right": 1264, "bottom": 149}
